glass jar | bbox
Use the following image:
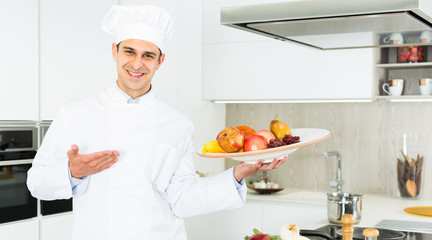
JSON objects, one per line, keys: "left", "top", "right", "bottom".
{"left": 397, "top": 46, "right": 425, "bottom": 63}
{"left": 396, "top": 134, "right": 426, "bottom": 199}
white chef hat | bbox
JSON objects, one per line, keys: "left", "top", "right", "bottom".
{"left": 101, "top": 5, "right": 174, "bottom": 53}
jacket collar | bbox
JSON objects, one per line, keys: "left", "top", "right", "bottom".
{"left": 107, "top": 83, "right": 157, "bottom": 106}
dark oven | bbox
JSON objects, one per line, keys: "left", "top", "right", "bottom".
{"left": 0, "top": 121, "right": 38, "bottom": 224}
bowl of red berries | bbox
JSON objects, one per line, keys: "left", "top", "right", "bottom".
{"left": 397, "top": 46, "right": 425, "bottom": 63}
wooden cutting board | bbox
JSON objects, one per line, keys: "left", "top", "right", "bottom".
{"left": 404, "top": 206, "right": 432, "bottom": 217}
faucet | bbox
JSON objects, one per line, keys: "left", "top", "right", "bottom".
{"left": 323, "top": 151, "right": 343, "bottom": 192}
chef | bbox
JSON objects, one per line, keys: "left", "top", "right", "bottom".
{"left": 27, "top": 5, "right": 286, "bottom": 240}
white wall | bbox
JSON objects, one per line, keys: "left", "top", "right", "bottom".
{"left": 39, "top": 0, "right": 117, "bottom": 119}
{"left": 226, "top": 102, "right": 432, "bottom": 200}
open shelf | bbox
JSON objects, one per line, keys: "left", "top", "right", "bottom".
{"left": 376, "top": 95, "right": 432, "bottom": 102}
{"left": 376, "top": 62, "right": 432, "bottom": 69}
{"left": 376, "top": 46, "right": 432, "bottom": 99}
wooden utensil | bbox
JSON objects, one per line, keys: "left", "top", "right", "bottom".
{"left": 406, "top": 179, "right": 417, "bottom": 198}
{"left": 341, "top": 214, "right": 355, "bottom": 240}
{"left": 411, "top": 157, "right": 417, "bottom": 166}
{"left": 400, "top": 150, "right": 412, "bottom": 165}
{"left": 416, "top": 157, "right": 423, "bottom": 196}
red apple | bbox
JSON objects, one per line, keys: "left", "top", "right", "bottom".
{"left": 243, "top": 134, "right": 268, "bottom": 152}
{"left": 217, "top": 127, "right": 245, "bottom": 153}
{"left": 248, "top": 233, "right": 271, "bottom": 240}
{"left": 255, "top": 129, "right": 276, "bottom": 143}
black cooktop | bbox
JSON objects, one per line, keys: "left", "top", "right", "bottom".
{"left": 305, "top": 224, "right": 432, "bottom": 240}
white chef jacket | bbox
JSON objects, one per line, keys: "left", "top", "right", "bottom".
{"left": 27, "top": 84, "right": 247, "bottom": 240}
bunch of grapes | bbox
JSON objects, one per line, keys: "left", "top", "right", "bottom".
{"left": 268, "top": 139, "right": 286, "bottom": 148}
{"left": 283, "top": 135, "right": 300, "bottom": 145}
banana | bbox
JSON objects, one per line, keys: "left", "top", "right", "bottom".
{"left": 201, "top": 140, "right": 226, "bottom": 154}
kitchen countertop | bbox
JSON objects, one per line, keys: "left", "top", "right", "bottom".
{"left": 246, "top": 189, "right": 432, "bottom": 232}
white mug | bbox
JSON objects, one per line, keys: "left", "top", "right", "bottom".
{"left": 420, "top": 31, "right": 432, "bottom": 44}
{"left": 419, "top": 78, "right": 432, "bottom": 95}
{"left": 383, "top": 33, "right": 404, "bottom": 45}
{"left": 383, "top": 79, "right": 404, "bottom": 96}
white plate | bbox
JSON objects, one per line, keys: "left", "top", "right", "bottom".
{"left": 197, "top": 128, "right": 330, "bottom": 164}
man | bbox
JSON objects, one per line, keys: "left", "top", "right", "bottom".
{"left": 27, "top": 5, "right": 286, "bottom": 240}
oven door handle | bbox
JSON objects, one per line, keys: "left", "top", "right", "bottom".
{"left": 0, "top": 159, "right": 33, "bottom": 166}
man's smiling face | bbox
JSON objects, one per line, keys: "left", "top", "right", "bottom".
{"left": 112, "top": 39, "right": 165, "bottom": 99}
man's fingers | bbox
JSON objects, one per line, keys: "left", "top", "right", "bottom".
{"left": 112, "top": 150, "right": 120, "bottom": 157}
{"left": 257, "top": 156, "right": 287, "bottom": 171}
{"left": 71, "top": 144, "right": 79, "bottom": 152}
{"left": 234, "top": 156, "right": 288, "bottom": 181}
{"left": 94, "top": 151, "right": 120, "bottom": 171}
{"left": 94, "top": 153, "right": 116, "bottom": 166}
{"left": 274, "top": 157, "right": 287, "bottom": 168}
{"left": 253, "top": 159, "right": 265, "bottom": 170}
{"left": 269, "top": 159, "right": 279, "bottom": 167}
{"left": 79, "top": 150, "right": 115, "bottom": 164}
{"left": 69, "top": 148, "right": 120, "bottom": 179}
{"left": 257, "top": 159, "right": 277, "bottom": 170}
{"left": 96, "top": 157, "right": 118, "bottom": 172}
{"left": 67, "top": 144, "right": 80, "bottom": 158}
{"left": 89, "top": 152, "right": 117, "bottom": 167}
{"left": 70, "top": 144, "right": 79, "bottom": 155}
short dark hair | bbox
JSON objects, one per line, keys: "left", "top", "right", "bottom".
{"left": 116, "top": 42, "right": 163, "bottom": 60}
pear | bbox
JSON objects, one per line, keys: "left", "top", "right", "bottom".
{"left": 270, "top": 114, "right": 291, "bottom": 139}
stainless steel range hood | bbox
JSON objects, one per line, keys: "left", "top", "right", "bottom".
{"left": 221, "top": 0, "right": 432, "bottom": 50}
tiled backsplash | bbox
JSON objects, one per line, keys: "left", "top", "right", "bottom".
{"left": 225, "top": 101, "right": 431, "bottom": 200}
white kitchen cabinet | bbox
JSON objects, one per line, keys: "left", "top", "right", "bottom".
{"left": 185, "top": 198, "right": 327, "bottom": 239}
{"left": 261, "top": 202, "right": 327, "bottom": 235}
{"left": 203, "top": 41, "right": 374, "bottom": 101}
{"left": 0, "top": 0, "right": 39, "bottom": 120}
{"left": 185, "top": 202, "right": 263, "bottom": 240}
{"left": 0, "top": 219, "right": 39, "bottom": 240}
{"left": 39, "top": 0, "right": 117, "bottom": 120}
{"left": 202, "top": 1, "right": 375, "bottom": 101}
{"left": 39, "top": 213, "right": 73, "bottom": 240}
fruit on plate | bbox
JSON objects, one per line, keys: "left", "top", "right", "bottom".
{"left": 270, "top": 115, "right": 291, "bottom": 139}
{"left": 201, "top": 140, "right": 226, "bottom": 154}
{"left": 217, "top": 127, "right": 245, "bottom": 153}
{"left": 268, "top": 139, "right": 286, "bottom": 148}
{"left": 280, "top": 223, "right": 299, "bottom": 240}
{"left": 236, "top": 125, "right": 256, "bottom": 138}
{"left": 256, "top": 129, "right": 276, "bottom": 143}
{"left": 243, "top": 134, "right": 268, "bottom": 152}
{"left": 282, "top": 135, "right": 300, "bottom": 145}
{"left": 268, "top": 135, "right": 301, "bottom": 148}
